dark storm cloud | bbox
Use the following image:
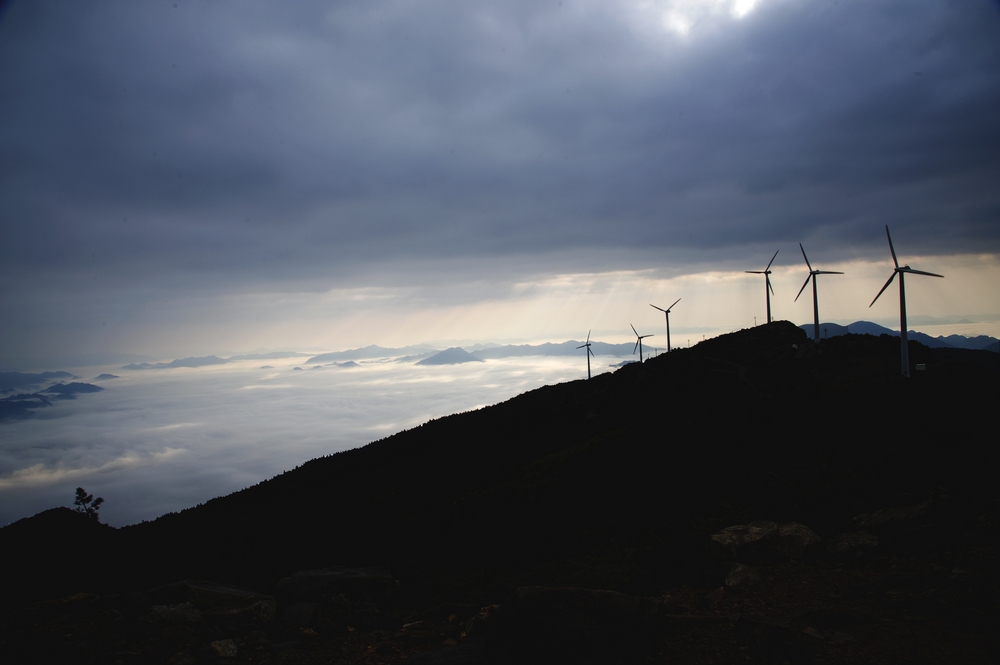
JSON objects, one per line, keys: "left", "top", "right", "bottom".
{"left": 1, "top": 1, "right": 998, "bottom": 300}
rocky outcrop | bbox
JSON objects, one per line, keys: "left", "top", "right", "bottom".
{"left": 275, "top": 565, "right": 401, "bottom": 631}
{"left": 826, "top": 530, "right": 879, "bottom": 558}
{"left": 710, "top": 521, "right": 822, "bottom": 564}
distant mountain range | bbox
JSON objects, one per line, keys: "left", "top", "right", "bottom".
{"left": 471, "top": 340, "right": 639, "bottom": 359}
{"left": 416, "top": 347, "right": 484, "bottom": 365}
{"left": 226, "top": 351, "right": 306, "bottom": 361}
{"left": 0, "top": 382, "right": 104, "bottom": 422}
{"left": 309, "top": 329, "right": 996, "bottom": 366}
{"left": 122, "top": 355, "right": 230, "bottom": 370}
{"left": 307, "top": 340, "right": 641, "bottom": 365}
{"left": 23, "top": 323, "right": 991, "bottom": 376}
{"left": 0, "top": 371, "right": 77, "bottom": 393}
{"left": 798, "top": 320, "right": 999, "bottom": 351}
{"left": 306, "top": 344, "right": 439, "bottom": 364}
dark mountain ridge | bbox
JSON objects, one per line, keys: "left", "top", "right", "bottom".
{"left": 2, "top": 322, "right": 997, "bottom": 664}
{"left": 4, "top": 323, "right": 995, "bottom": 605}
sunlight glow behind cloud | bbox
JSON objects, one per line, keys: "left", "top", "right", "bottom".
{"left": 2, "top": 1, "right": 998, "bottom": 368}
{"left": 639, "top": 0, "right": 763, "bottom": 36}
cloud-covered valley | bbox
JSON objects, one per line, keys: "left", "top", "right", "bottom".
{"left": 0, "top": 354, "right": 611, "bottom": 526}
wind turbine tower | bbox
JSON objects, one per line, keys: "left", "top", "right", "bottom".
{"left": 795, "top": 243, "right": 844, "bottom": 342}
{"left": 649, "top": 298, "right": 681, "bottom": 352}
{"left": 631, "top": 324, "right": 653, "bottom": 363}
{"left": 869, "top": 225, "right": 944, "bottom": 378}
{"left": 746, "top": 250, "right": 779, "bottom": 324}
{"left": 577, "top": 330, "right": 595, "bottom": 379}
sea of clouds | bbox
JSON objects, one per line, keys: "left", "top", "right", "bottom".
{"left": 0, "top": 354, "right": 614, "bottom": 527}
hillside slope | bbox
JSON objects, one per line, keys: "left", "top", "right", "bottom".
{"left": 3, "top": 322, "right": 997, "bottom": 611}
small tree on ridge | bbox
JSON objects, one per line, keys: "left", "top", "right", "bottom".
{"left": 74, "top": 487, "right": 104, "bottom": 522}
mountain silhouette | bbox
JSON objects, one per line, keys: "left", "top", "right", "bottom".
{"left": 2, "top": 322, "right": 996, "bottom": 663}
{"left": 307, "top": 340, "right": 642, "bottom": 366}
{"left": 307, "top": 344, "right": 438, "bottom": 364}
{"left": 226, "top": 351, "right": 304, "bottom": 361}
{"left": 0, "top": 371, "right": 76, "bottom": 392}
{"left": 40, "top": 382, "right": 103, "bottom": 398}
{"left": 122, "top": 356, "right": 230, "bottom": 370}
{"left": 416, "top": 347, "right": 484, "bottom": 365}
{"left": 472, "top": 340, "right": 635, "bottom": 358}
{"left": 0, "top": 382, "right": 103, "bottom": 420}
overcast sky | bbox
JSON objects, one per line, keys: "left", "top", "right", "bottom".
{"left": 2, "top": 0, "right": 999, "bottom": 366}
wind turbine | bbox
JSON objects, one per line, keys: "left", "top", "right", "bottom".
{"left": 650, "top": 298, "right": 681, "bottom": 352}
{"left": 795, "top": 243, "right": 844, "bottom": 342}
{"left": 869, "top": 225, "right": 943, "bottom": 378}
{"left": 745, "top": 250, "right": 779, "bottom": 324}
{"left": 631, "top": 324, "right": 653, "bottom": 363}
{"left": 576, "top": 330, "right": 595, "bottom": 379}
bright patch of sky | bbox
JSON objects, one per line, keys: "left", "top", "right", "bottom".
{"left": 633, "top": 0, "right": 763, "bottom": 36}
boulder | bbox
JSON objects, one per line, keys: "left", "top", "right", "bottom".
{"left": 710, "top": 520, "right": 821, "bottom": 563}
{"left": 710, "top": 520, "right": 779, "bottom": 562}
{"left": 774, "top": 522, "right": 823, "bottom": 560}
{"left": 183, "top": 580, "right": 276, "bottom": 624}
{"left": 826, "top": 531, "right": 878, "bottom": 558}
{"left": 147, "top": 602, "right": 203, "bottom": 625}
{"left": 725, "top": 563, "right": 763, "bottom": 590}
{"left": 209, "top": 638, "right": 237, "bottom": 657}
{"left": 276, "top": 565, "right": 401, "bottom": 631}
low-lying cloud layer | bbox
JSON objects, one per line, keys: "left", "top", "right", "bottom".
{"left": 0, "top": 355, "right": 612, "bottom": 526}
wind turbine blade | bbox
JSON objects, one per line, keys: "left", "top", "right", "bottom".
{"left": 631, "top": 323, "right": 639, "bottom": 336}
{"left": 901, "top": 268, "right": 944, "bottom": 278}
{"left": 765, "top": 249, "right": 779, "bottom": 271}
{"left": 589, "top": 347, "right": 595, "bottom": 358}
{"left": 669, "top": 298, "right": 681, "bottom": 310}
{"left": 885, "top": 225, "right": 899, "bottom": 268}
{"left": 587, "top": 329, "right": 591, "bottom": 343}
{"left": 869, "top": 272, "right": 896, "bottom": 307}
{"left": 815, "top": 270, "right": 844, "bottom": 275}
{"left": 799, "top": 243, "right": 813, "bottom": 272}
{"left": 767, "top": 275, "right": 774, "bottom": 295}
{"left": 633, "top": 339, "right": 639, "bottom": 355}
{"left": 794, "top": 274, "right": 811, "bottom": 302}
{"left": 576, "top": 344, "right": 586, "bottom": 349}
{"left": 745, "top": 270, "right": 763, "bottom": 274}
{"left": 641, "top": 334, "right": 653, "bottom": 339}
{"left": 650, "top": 304, "right": 665, "bottom": 312}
